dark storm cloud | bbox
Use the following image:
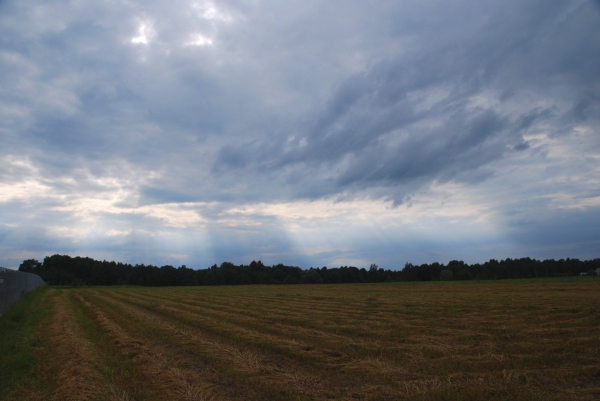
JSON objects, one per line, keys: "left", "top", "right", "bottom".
{"left": 507, "top": 207, "right": 600, "bottom": 260}
{"left": 5, "top": 0, "right": 595, "bottom": 205}
{"left": 214, "top": 0, "right": 600, "bottom": 203}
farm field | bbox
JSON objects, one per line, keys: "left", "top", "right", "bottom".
{"left": 3, "top": 280, "right": 600, "bottom": 400}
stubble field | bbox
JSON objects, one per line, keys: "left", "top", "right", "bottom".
{"left": 4, "top": 280, "right": 600, "bottom": 400}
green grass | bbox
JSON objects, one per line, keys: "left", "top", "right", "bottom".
{"left": 0, "top": 285, "right": 51, "bottom": 397}
{"left": 66, "top": 291, "right": 151, "bottom": 400}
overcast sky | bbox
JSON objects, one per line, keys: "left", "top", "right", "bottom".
{"left": 1, "top": 0, "right": 599, "bottom": 270}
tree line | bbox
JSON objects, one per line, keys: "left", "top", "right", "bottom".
{"left": 18, "top": 254, "right": 600, "bottom": 287}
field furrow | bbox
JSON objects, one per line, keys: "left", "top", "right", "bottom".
{"left": 75, "top": 292, "right": 238, "bottom": 401}
{"left": 94, "top": 287, "right": 428, "bottom": 385}
{"left": 22, "top": 290, "right": 132, "bottom": 401}
{"left": 12, "top": 281, "right": 598, "bottom": 400}
{"left": 84, "top": 289, "right": 370, "bottom": 399}
{"left": 102, "top": 288, "right": 405, "bottom": 360}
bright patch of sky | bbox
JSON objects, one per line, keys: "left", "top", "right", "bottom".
{"left": 184, "top": 34, "right": 213, "bottom": 46}
{"left": 192, "top": 1, "right": 234, "bottom": 22}
{"left": 131, "top": 21, "right": 155, "bottom": 44}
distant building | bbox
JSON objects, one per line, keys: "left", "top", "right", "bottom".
{"left": 581, "top": 268, "right": 600, "bottom": 276}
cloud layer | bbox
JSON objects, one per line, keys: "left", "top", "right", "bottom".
{"left": 1, "top": 0, "right": 599, "bottom": 269}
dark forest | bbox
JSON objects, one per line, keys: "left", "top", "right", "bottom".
{"left": 18, "top": 255, "right": 600, "bottom": 286}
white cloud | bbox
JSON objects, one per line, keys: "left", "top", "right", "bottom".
{"left": 131, "top": 20, "right": 155, "bottom": 44}
{"left": 184, "top": 34, "right": 213, "bottom": 46}
{"left": 191, "top": 1, "right": 234, "bottom": 22}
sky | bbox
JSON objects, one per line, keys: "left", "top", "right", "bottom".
{"left": 1, "top": 0, "right": 599, "bottom": 270}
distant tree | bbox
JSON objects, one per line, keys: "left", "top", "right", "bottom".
{"left": 17, "top": 254, "right": 600, "bottom": 287}
{"left": 439, "top": 270, "right": 453, "bottom": 281}
{"left": 416, "top": 263, "right": 436, "bottom": 281}
{"left": 283, "top": 275, "right": 301, "bottom": 284}
{"left": 19, "top": 259, "right": 42, "bottom": 274}
{"left": 401, "top": 263, "right": 419, "bottom": 281}
{"left": 457, "top": 269, "right": 473, "bottom": 280}
{"left": 301, "top": 269, "right": 323, "bottom": 284}
{"left": 204, "top": 268, "right": 225, "bottom": 285}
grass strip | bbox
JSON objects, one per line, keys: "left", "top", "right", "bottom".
{"left": 82, "top": 289, "right": 332, "bottom": 400}
{"left": 75, "top": 290, "right": 248, "bottom": 401}
{"left": 0, "top": 285, "right": 51, "bottom": 399}
{"left": 66, "top": 290, "right": 148, "bottom": 400}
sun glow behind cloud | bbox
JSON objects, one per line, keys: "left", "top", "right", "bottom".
{"left": 0, "top": 150, "right": 512, "bottom": 266}
{"left": 131, "top": 21, "right": 155, "bottom": 44}
{"left": 191, "top": 1, "right": 234, "bottom": 22}
{"left": 184, "top": 34, "right": 213, "bottom": 47}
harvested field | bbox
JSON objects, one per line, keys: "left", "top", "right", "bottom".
{"left": 6, "top": 280, "right": 600, "bottom": 400}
